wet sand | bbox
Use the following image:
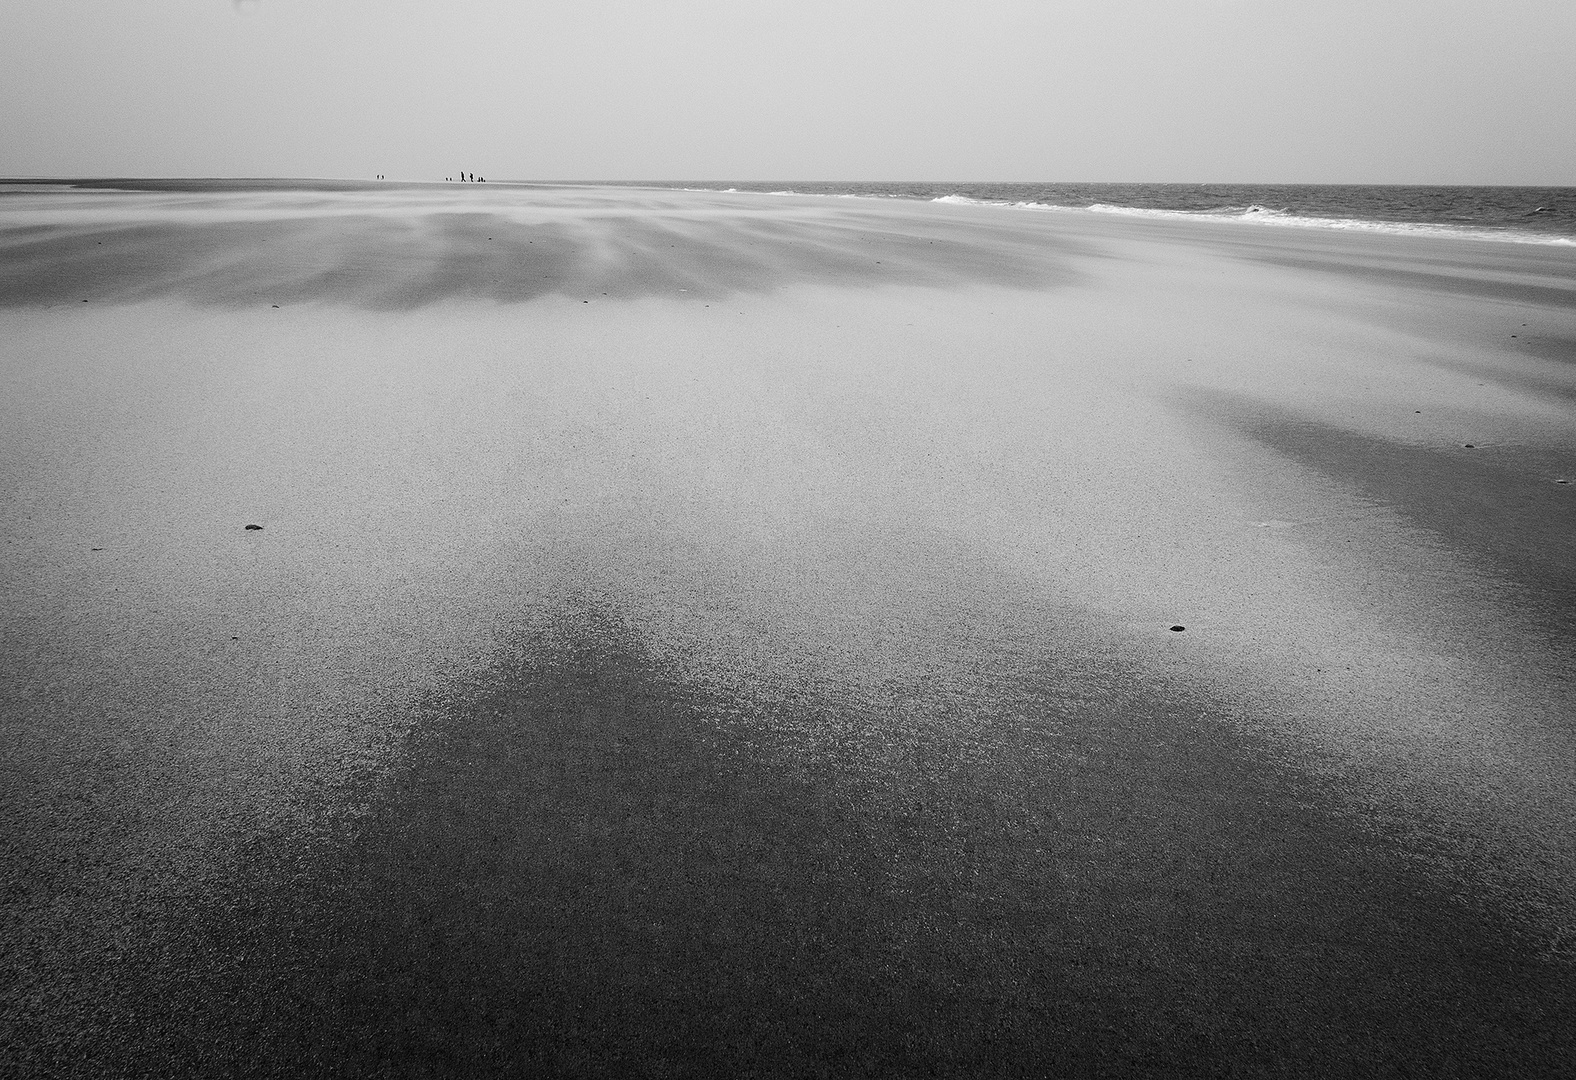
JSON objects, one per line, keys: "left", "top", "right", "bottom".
{"left": 2, "top": 181, "right": 1575, "bottom": 1076}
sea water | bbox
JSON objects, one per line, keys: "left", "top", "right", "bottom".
{"left": 636, "top": 181, "right": 1576, "bottom": 245}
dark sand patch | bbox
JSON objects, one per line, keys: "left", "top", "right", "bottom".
{"left": 1434, "top": 343, "right": 1576, "bottom": 407}
{"left": 1516, "top": 334, "right": 1576, "bottom": 367}
{"left": 1189, "top": 391, "right": 1576, "bottom": 647}
{"left": 14, "top": 601, "right": 1572, "bottom": 1078}
{"left": 1476, "top": 335, "right": 1576, "bottom": 404}
{"left": 1245, "top": 256, "right": 1576, "bottom": 311}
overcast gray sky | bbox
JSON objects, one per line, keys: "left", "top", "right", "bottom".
{"left": 3, "top": 0, "right": 1572, "bottom": 183}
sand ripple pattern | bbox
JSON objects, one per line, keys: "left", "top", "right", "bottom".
{"left": 0, "top": 181, "right": 1081, "bottom": 308}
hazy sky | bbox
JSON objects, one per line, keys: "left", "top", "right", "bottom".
{"left": 3, "top": 0, "right": 1573, "bottom": 183}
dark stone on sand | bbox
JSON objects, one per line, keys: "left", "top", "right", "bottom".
{"left": 244, "top": 524, "right": 263, "bottom": 531}
{"left": 1170, "top": 625, "right": 1186, "bottom": 632}
{"left": 1463, "top": 444, "right": 1476, "bottom": 448}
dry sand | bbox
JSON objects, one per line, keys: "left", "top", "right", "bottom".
{"left": 2, "top": 181, "right": 1574, "bottom": 1076}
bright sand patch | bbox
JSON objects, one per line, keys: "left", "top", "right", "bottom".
{"left": 3, "top": 183, "right": 1575, "bottom": 1072}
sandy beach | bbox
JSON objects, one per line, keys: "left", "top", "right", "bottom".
{"left": 3, "top": 181, "right": 1575, "bottom": 1076}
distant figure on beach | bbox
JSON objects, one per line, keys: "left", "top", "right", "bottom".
{"left": 469, "top": 173, "right": 475, "bottom": 183}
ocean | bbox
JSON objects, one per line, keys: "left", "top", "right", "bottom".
{"left": 625, "top": 181, "right": 1576, "bottom": 246}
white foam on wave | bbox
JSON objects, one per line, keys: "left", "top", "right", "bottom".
{"left": 680, "top": 186, "right": 838, "bottom": 200}
{"left": 927, "top": 195, "right": 1573, "bottom": 246}
{"left": 1077, "top": 201, "right": 1575, "bottom": 246}
{"left": 931, "top": 194, "right": 1004, "bottom": 207}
